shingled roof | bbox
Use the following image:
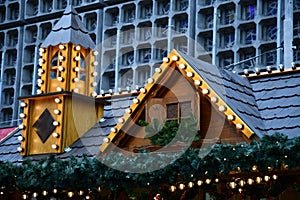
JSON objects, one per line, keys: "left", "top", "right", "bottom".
{"left": 250, "top": 71, "right": 300, "bottom": 138}
{"left": 179, "top": 52, "right": 265, "bottom": 137}
{"left": 1, "top": 51, "right": 300, "bottom": 162}
{"left": 0, "top": 95, "right": 135, "bottom": 163}
{"left": 41, "top": 5, "right": 95, "bottom": 49}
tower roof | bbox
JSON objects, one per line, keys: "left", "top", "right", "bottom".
{"left": 41, "top": 5, "right": 95, "bottom": 49}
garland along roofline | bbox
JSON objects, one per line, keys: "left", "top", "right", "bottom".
{"left": 0, "top": 133, "right": 300, "bottom": 199}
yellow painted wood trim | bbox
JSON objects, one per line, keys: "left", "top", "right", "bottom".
{"left": 100, "top": 50, "right": 255, "bottom": 152}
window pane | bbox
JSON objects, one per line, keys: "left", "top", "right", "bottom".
{"left": 181, "top": 101, "right": 191, "bottom": 118}
{"left": 167, "top": 103, "right": 178, "bottom": 119}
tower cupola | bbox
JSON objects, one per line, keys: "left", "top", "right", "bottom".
{"left": 18, "top": 5, "right": 105, "bottom": 156}
{"left": 38, "top": 5, "right": 98, "bottom": 96}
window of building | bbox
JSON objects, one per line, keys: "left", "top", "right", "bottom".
{"left": 105, "top": 7, "right": 119, "bottom": 27}
{"left": 173, "top": 36, "right": 187, "bottom": 53}
{"left": 204, "top": 37, "right": 213, "bottom": 52}
{"left": 173, "top": 14, "right": 188, "bottom": 34}
{"left": 260, "top": 45, "right": 276, "bottom": 66}
{"left": 138, "top": 24, "right": 152, "bottom": 41}
{"left": 198, "top": 32, "right": 213, "bottom": 52}
{"left": 220, "top": 8, "right": 235, "bottom": 25}
{"left": 8, "top": 3, "right": 19, "bottom": 21}
{"left": 265, "top": 51, "right": 276, "bottom": 66}
{"left": 205, "top": 14, "right": 213, "bottom": 29}
{"left": 104, "top": 29, "right": 117, "bottom": 48}
{"left": 174, "top": 0, "right": 188, "bottom": 11}
{"left": 139, "top": 2, "right": 152, "bottom": 19}
{"left": 155, "top": 18, "right": 168, "bottom": 38}
{"left": 25, "top": 26, "right": 37, "bottom": 44}
{"left": 294, "top": 18, "right": 300, "bottom": 37}
{"left": 7, "top": 30, "right": 18, "bottom": 47}
{"left": 26, "top": 0, "right": 38, "bottom": 16}
{"left": 154, "top": 45, "right": 168, "bottom": 61}
{"left": 72, "top": 0, "right": 82, "bottom": 6}
{"left": 0, "top": 6, "right": 6, "bottom": 22}
{"left": 108, "top": 75, "right": 115, "bottom": 89}
{"left": 2, "top": 89, "right": 14, "bottom": 105}
{"left": 238, "top": 49, "right": 256, "bottom": 70}
{"left": 294, "top": 0, "right": 300, "bottom": 10}
{"left": 240, "top": 27, "right": 256, "bottom": 45}
{"left": 40, "top": 23, "right": 52, "bottom": 40}
{"left": 219, "top": 51, "right": 234, "bottom": 68}
{"left": 120, "top": 26, "right": 134, "bottom": 45}
{"left": 293, "top": 44, "right": 300, "bottom": 62}
{"left": 263, "top": 0, "right": 277, "bottom": 16}
{"left": 103, "top": 51, "right": 116, "bottom": 71}
{"left": 121, "top": 51, "right": 134, "bottom": 66}
{"left": 102, "top": 72, "right": 115, "bottom": 90}
{"left": 122, "top": 4, "right": 135, "bottom": 23}
{"left": 203, "top": 0, "right": 215, "bottom": 6}
{"left": 241, "top": 4, "right": 256, "bottom": 20}
{"left": 0, "top": 32, "right": 4, "bottom": 49}
{"left": 119, "top": 69, "right": 133, "bottom": 89}
{"left": 5, "top": 49, "right": 17, "bottom": 66}
{"left": 3, "top": 69, "right": 15, "bottom": 86}
{"left": 220, "top": 30, "right": 235, "bottom": 49}
{"left": 23, "top": 46, "right": 35, "bottom": 63}
{"left": 22, "top": 66, "right": 34, "bottom": 83}
{"left": 1, "top": 108, "right": 13, "bottom": 126}
{"left": 21, "top": 85, "right": 33, "bottom": 96}
{"left": 262, "top": 24, "right": 277, "bottom": 41}
{"left": 41, "top": 0, "right": 53, "bottom": 13}
{"left": 89, "top": 33, "right": 96, "bottom": 43}
{"left": 157, "top": 0, "right": 170, "bottom": 15}
{"left": 54, "top": 0, "right": 67, "bottom": 10}
{"left": 84, "top": 13, "right": 97, "bottom": 31}
{"left": 138, "top": 48, "right": 151, "bottom": 63}
{"left": 136, "top": 66, "right": 150, "bottom": 87}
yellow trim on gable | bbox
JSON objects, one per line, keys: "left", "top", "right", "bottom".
{"left": 100, "top": 50, "right": 255, "bottom": 152}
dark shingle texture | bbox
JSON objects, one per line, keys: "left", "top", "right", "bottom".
{"left": 250, "top": 72, "right": 300, "bottom": 138}
{"left": 0, "top": 95, "right": 135, "bottom": 163}
{"left": 41, "top": 5, "right": 95, "bottom": 49}
{"left": 178, "top": 51, "right": 266, "bottom": 137}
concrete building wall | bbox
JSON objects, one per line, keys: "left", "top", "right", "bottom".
{"left": 0, "top": 0, "right": 299, "bottom": 127}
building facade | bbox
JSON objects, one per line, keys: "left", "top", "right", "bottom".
{"left": 0, "top": 0, "right": 299, "bottom": 128}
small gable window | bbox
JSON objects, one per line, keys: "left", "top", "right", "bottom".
{"left": 166, "top": 103, "right": 178, "bottom": 119}
{"left": 147, "top": 98, "right": 193, "bottom": 124}
{"left": 166, "top": 101, "right": 192, "bottom": 121}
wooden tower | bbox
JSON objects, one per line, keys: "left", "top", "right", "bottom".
{"left": 18, "top": 5, "right": 105, "bottom": 156}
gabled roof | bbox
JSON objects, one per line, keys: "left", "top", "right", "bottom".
{"left": 100, "top": 50, "right": 265, "bottom": 152}
{"left": 1, "top": 50, "right": 300, "bottom": 162}
{"left": 41, "top": 5, "right": 95, "bottom": 49}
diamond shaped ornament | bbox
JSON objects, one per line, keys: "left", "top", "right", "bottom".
{"left": 33, "top": 109, "right": 56, "bottom": 143}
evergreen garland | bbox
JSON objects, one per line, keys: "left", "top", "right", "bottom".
{"left": 139, "top": 115, "right": 199, "bottom": 146}
{"left": 0, "top": 133, "right": 299, "bottom": 199}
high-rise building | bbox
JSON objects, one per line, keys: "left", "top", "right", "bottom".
{"left": 0, "top": 0, "right": 299, "bottom": 128}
